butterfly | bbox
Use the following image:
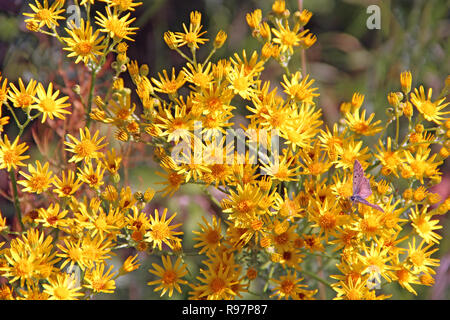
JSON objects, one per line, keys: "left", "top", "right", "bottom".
{"left": 350, "top": 159, "right": 384, "bottom": 212}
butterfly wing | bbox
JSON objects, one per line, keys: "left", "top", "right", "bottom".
{"left": 353, "top": 160, "right": 372, "bottom": 199}
{"left": 354, "top": 196, "right": 384, "bottom": 213}
{"left": 352, "top": 159, "right": 364, "bottom": 196}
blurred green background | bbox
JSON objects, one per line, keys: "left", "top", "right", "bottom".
{"left": 0, "top": 0, "right": 449, "bottom": 299}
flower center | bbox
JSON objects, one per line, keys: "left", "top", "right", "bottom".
{"left": 210, "top": 277, "right": 226, "bottom": 293}
{"left": 162, "top": 270, "right": 177, "bottom": 285}
{"left": 76, "top": 41, "right": 93, "bottom": 55}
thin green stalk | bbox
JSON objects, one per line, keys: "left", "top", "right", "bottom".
{"left": 9, "top": 170, "right": 25, "bottom": 231}
{"left": 203, "top": 47, "right": 216, "bottom": 65}
{"left": 301, "top": 268, "right": 333, "bottom": 289}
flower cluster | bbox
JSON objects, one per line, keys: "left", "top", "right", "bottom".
{"left": 0, "top": 0, "right": 448, "bottom": 300}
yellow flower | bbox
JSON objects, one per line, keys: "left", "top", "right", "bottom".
{"left": 36, "top": 203, "right": 68, "bottom": 229}
{"left": 1, "top": 229, "right": 60, "bottom": 287}
{"left": 147, "top": 255, "right": 188, "bottom": 297}
{"left": 156, "top": 157, "right": 185, "bottom": 197}
{"left": 84, "top": 263, "right": 116, "bottom": 294}
{"left": 407, "top": 237, "right": 439, "bottom": 274}
{"left": 269, "top": 271, "right": 309, "bottom": 300}
{"left": 246, "top": 9, "right": 262, "bottom": 29}
{"left": 230, "top": 50, "right": 265, "bottom": 76}
{"left": 33, "top": 82, "right": 71, "bottom": 123}
{"left": 332, "top": 277, "right": 371, "bottom": 300}
{"left": 174, "top": 11, "right": 209, "bottom": 49}
{"left": 145, "top": 208, "right": 183, "bottom": 250}
{"left": 192, "top": 215, "right": 223, "bottom": 254}
{"left": 400, "top": 71, "right": 412, "bottom": 94}
{"left": 345, "top": 109, "right": 383, "bottom": 136}
{"left": 227, "top": 65, "right": 259, "bottom": 100}
{"left": 65, "top": 128, "right": 107, "bottom": 163}
{"left": 52, "top": 170, "right": 83, "bottom": 198}
{"left": 403, "top": 147, "right": 442, "bottom": 183}
{"left": 100, "top": 0, "right": 143, "bottom": 12}
{"left": 0, "top": 134, "right": 30, "bottom": 171}
{"left": 195, "top": 263, "right": 238, "bottom": 300}
{"left": 77, "top": 160, "right": 106, "bottom": 189}
{"left": 281, "top": 72, "right": 319, "bottom": 105}
{"left": 0, "top": 76, "right": 8, "bottom": 106}
{"left": 214, "top": 30, "right": 227, "bottom": 48}
{"left": 42, "top": 274, "right": 84, "bottom": 300}
{"left": 409, "top": 207, "right": 443, "bottom": 244}
{"left": 222, "top": 184, "right": 264, "bottom": 227}
{"left": 375, "top": 137, "right": 403, "bottom": 177}
{"left": 62, "top": 19, "right": 106, "bottom": 65}
{"left": 7, "top": 78, "right": 38, "bottom": 109}
{"left": 23, "top": 0, "right": 65, "bottom": 30}
{"left": 119, "top": 254, "right": 140, "bottom": 274}
{"left": 182, "top": 62, "right": 213, "bottom": 88}
{"left": 95, "top": 7, "right": 138, "bottom": 42}
{"left": 272, "top": 20, "right": 308, "bottom": 54}
{"left": 151, "top": 68, "right": 186, "bottom": 95}
{"left": 18, "top": 160, "right": 53, "bottom": 194}
{"left": 410, "top": 86, "right": 449, "bottom": 124}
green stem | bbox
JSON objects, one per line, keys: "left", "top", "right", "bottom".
{"left": 9, "top": 170, "right": 25, "bottom": 231}
{"left": 203, "top": 47, "right": 216, "bottom": 65}
{"left": 301, "top": 268, "right": 333, "bottom": 289}
{"left": 174, "top": 47, "right": 194, "bottom": 64}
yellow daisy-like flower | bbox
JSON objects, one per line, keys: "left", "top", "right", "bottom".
{"left": 333, "top": 277, "right": 371, "bottom": 300}
{"left": 374, "top": 137, "right": 403, "bottom": 177}
{"left": 174, "top": 11, "right": 209, "bottom": 49}
{"left": 156, "top": 159, "right": 185, "bottom": 197}
{"left": 147, "top": 255, "right": 188, "bottom": 297}
{"left": 182, "top": 62, "right": 213, "bottom": 88}
{"left": 269, "top": 271, "right": 309, "bottom": 300}
{"left": 222, "top": 184, "right": 264, "bottom": 227}
{"left": 145, "top": 208, "right": 183, "bottom": 251}
{"left": 77, "top": 160, "right": 106, "bottom": 189}
{"left": 391, "top": 260, "right": 420, "bottom": 295}
{"left": 42, "top": 274, "right": 84, "bottom": 300}
{"left": 0, "top": 134, "right": 30, "bottom": 171}
{"left": 95, "top": 7, "right": 138, "bottom": 42}
{"left": 192, "top": 215, "right": 223, "bottom": 254}
{"left": 345, "top": 109, "right": 383, "bottom": 136}
{"left": 100, "top": 0, "right": 143, "bottom": 12}
{"left": 281, "top": 72, "right": 319, "bottom": 105}
{"left": 23, "top": 0, "right": 65, "bottom": 30}
{"left": 151, "top": 68, "right": 186, "bottom": 95}
{"left": 195, "top": 264, "right": 238, "bottom": 300}
{"left": 410, "top": 86, "right": 449, "bottom": 124}
{"left": 33, "top": 82, "right": 71, "bottom": 123}
{"left": 52, "top": 170, "right": 83, "bottom": 198}
{"left": 7, "top": 78, "right": 38, "bottom": 109}
{"left": 409, "top": 206, "right": 443, "bottom": 244}
{"left": 18, "top": 160, "right": 53, "bottom": 194}
{"left": 62, "top": 19, "right": 106, "bottom": 65}
{"left": 272, "top": 20, "right": 308, "bottom": 54}
{"left": 227, "top": 65, "right": 259, "bottom": 100}
{"left": 403, "top": 147, "right": 442, "bottom": 184}
{"left": 84, "top": 263, "right": 116, "bottom": 294}
{"left": 36, "top": 203, "right": 68, "bottom": 229}
{"left": 407, "top": 237, "right": 439, "bottom": 275}
{"left": 65, "top": 128, "right": 107, "bottom": 163}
